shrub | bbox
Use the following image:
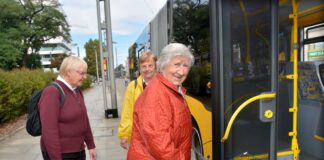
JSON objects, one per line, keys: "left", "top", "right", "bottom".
{"left": 80, "top": 74, "right": 92, "bottom": 90}
{"left": 0, "top": 69, "right": 91, "bottom": 124}
{"left": 0, "top": 69, "right": 57, "bottom": 123}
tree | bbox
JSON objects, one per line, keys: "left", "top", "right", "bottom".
{"left": 19, "top": 0, "right": 71, "bottom": 67}
{"left": 0, "top": 39, "right": 23, "bottom": 70}
{"left": 114, "top": 64, "right": 125, "bottom": 78}
{"left": 0, "top": 0, "right": 24, "bottom": 70}
{"left": 172, "top": 0, "right": 209, "bottom": 64}
{"left": 84, "top": 39, "right": 102, "bottom": 78}
{"left": 50, "top": 53, "right": 68, "bottom": 70}
{"left": 27, "top": 53, "right": 42, "bottom": 69}
{"left": 0, "top": 0, "right": 71, "bottom": 69}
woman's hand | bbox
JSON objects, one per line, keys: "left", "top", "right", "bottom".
{"left": 120, "top": 138, "right": 129, "bottom": 150}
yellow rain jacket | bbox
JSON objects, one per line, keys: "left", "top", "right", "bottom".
{"left": 118, "top": 76, "right": 144, "bottom": 140}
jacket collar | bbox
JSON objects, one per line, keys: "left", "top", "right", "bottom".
{"left": 57, "top": 75, "right": 76, "bottom": 92}
{"left": 156, "top": 73, "right": 186, "bottom": 95}
{"left": 136, "top": 75, "right": 143, "bottom": 89}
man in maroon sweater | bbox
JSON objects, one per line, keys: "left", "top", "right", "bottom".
{"left": 39, "top": 56, "right": 96, "bottom": 160}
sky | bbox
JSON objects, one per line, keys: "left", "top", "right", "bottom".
{"left": 59, "top": 0, "right": 167, "bottom": 67}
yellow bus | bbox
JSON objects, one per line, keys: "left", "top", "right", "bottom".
{"left": 128, "top": 0, "right": 324, "bottom": 159}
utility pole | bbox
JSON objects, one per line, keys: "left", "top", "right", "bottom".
{"left": 95, "top": 0, "right": 108, "bottom": 114}
{"left": 115, "top": 46, "right": 118, "bottom": 68}
{"left": 94, "top": 48, "right": 100, "bottom": 85}
{"left": 77, "top": 46, "right": 80, "bottom": 57}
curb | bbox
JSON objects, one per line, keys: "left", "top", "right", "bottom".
{"left": 0, "top": 125, "right": 25, "bottom": 142}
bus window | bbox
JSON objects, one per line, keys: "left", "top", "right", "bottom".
{"left": 302, "top": 24, "right": 324, "bottom": 61}
{"left": 318, "top": 63, "right": 324, "bottom": 93}
{"left": 172, "top": 0, "right": 212, "bottom": 108}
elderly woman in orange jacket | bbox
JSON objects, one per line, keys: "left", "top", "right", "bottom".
{"left": 127, "top": 43, "right": 194, "bottom": 160}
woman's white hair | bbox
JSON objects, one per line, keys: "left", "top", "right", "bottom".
{"left": 157, "top": 43, "right": 194, "bottom": 71}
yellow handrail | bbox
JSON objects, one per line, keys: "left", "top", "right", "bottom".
{"left": 221, "top": 93, "right": 276, "bottom": 143}
{"left": 288, "top": 0, "right": 300, "bottom": 159}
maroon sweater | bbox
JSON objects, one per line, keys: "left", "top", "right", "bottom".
{"left": 39, "top": 80, "right": 95, "bottom": 160}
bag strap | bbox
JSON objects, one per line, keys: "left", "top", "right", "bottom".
{"left": 134, "top": 79, "right": 137, "bottom": 89}
{"left": 51, "top": 82, "right": 65, "bottom": 107}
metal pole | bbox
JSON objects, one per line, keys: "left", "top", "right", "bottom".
{"left": 210, "top": 0, "right": 223, "bottom": 159}
{"left": 270, "top": 0, "right": 278, "bottom": 159}
{"left": 94, "top": 49, "right": 100, "bottom": 85}
{"left": 115, "top": 47, "right": 118, "bottom": 67}
{"left": 95, "top": 0, "right": 108, "bottom": 112}
{"left": 77, "top": 46, "right": 80, "bottom": 57}
{"left": 104, "top": 0, "right": 118, "bottom": 118}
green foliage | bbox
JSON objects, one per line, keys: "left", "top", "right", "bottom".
{"left": 0, "top": 69, "right": 92, "bottom": 124}
{"left": 27, "top": 53, "right": 42, "bottom": 69}
{"left": 80, "top": 75, "right": 92, "bottom": 90}
{"left": 0, "top": 0, "right": 24, "bottom": 70}
{"left": 114, "top": 64, "right": 125, "bottom": 78}
{"left": 184, "top": 63, "right": 211, "bottom": 95}
{"left": 0, "top": 69, "right": 56, "bottom": 123}
{"left": 172, "top": 0, "right": 210, "bottom": 63}
{"left": 50, "top": 53, "right": 68, "bottom": 70}
{"left": 0, "top": 45, "right": 22, "bottom": 70}
{"left": 84, "top": 39, "right": 102, "bottom": 77}
{"left": 0, "top": 0, "right": 71, "bottom": 69}
{"left": 20, "top": 0, "right": 71, "bottom": 67}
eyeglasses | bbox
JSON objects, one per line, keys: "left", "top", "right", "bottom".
{"left": 75, "top": 70, "right": 87, "bottom": 76}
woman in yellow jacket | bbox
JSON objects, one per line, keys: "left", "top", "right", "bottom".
{"left": 118, "top": 52, "right": 157, "bottom": 149}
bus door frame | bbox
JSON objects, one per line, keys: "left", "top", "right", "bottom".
{"left": 210, "top": 0, "right": 279, "bottom": 160}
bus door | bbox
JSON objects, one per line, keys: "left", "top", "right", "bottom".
{"left": 210, "top": 0, "right": 287, "bottom": 159}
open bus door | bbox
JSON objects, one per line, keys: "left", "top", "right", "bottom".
{"left": 210, "top": 0, "right": 289, "bottom": 159}
{"left": 210, "top": 0, "right": 324, "bottom": 159}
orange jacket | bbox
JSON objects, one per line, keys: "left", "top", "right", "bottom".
{"left": 127, "top": 73, "right": 192, "bottom": 160}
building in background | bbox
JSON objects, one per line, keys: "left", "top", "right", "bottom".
{"left": 38, "top": 37, "right": 75, "bottom": 72}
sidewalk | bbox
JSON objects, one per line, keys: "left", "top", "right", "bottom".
{"left": 0, "top": 79, "right": 128, "bottom": 160}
